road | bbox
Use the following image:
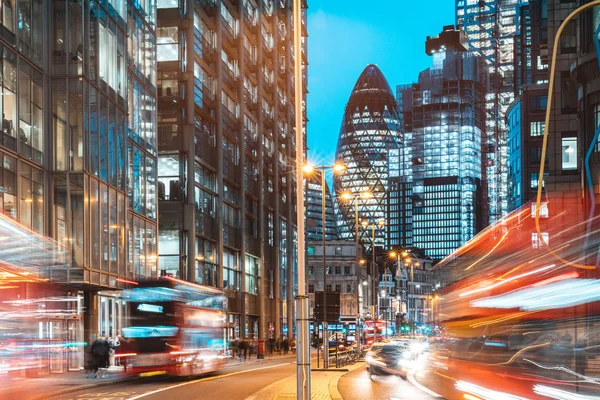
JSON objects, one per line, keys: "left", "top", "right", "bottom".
{"left": 337, "top": 364, "right": 440, "bottom": 400}
{"left": 49, "top": 356, "right": 443, "bottom": 400}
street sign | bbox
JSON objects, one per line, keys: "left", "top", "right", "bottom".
{"left": 313, "top": 291, "right": 340, "bottom": 322}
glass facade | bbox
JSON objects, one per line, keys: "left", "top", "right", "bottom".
{"left": 393, "top": 29, "right": 488, "bottom": 260}
{"left": 305, "top": 168, "right": 338, "bottom": 241}
{"left": 156, "top": 0, "right": 308, "bottom": 339}
{"left": 456, "top": 0, "right": 518, "bottom": 222}
{"left": 334, "top": 64, "right": 401, "bottom": 249}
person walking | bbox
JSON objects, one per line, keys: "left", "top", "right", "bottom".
{"left": 282, "top": 337, "right": 289, "bottom": 355}
{"left": 242, "top": 338, "right": 249, "bottom": 360}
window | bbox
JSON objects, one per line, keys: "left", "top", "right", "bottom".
{"left": 334, "top": 246, "right": 342, "bottom": 255}
{"left": 530, "top": 172, "right": 548, "bottom": 189}
{"left": 561, "top": 72, "right": 578, "bottom": 113}
{"left": 595, "top": 104, "right": 600, "bottom": 152}
{"left": 245, "top": 255, "right": 260, "bottom": 295}
{"left": 560, "top": 20, "right": 577, "bottom": 53}
{"left": 223, "top": 249, "right": 240, "bottom": 291}
{"left": 531, "top": 232, "right": 549, "bottom": 249}
{"left": 335, "top": 266, "right": 341, "bottom": 275}
{"left": 157, "top": 27, "right": 178, "bottom": 62}
{"left": 530, "top": 121, "right": 545, "bottom": 137}
{"left": 307, "top": 246, "right": 315, "bottom": 255}
{"left": 346, "top": 284, "right": 352, "bottom": 293}
{"left": 308, "top": 284, "right": 314, "bottom": 294}
{"left": 562, "top": 137, "right": 577, "bottom": 170}
{"left": 529, "top": 95, "right": 547, "bottom": 111}
{"left": 335, "top": 284, "right": 341, "bottom": 293}
{"left": 344, "top": 266, "right": 351, "bottom": 275}
{"left": 308, "top": 266, "right": 313, "bottom": 275}
{"left": 530, "top": 147, "right": 542, "bottom": 164}
{"left": 531, "top": 202, "right": 548, "bottom": 218}
{"left": 326, "top": 284, "right": 332, "bottom": 292}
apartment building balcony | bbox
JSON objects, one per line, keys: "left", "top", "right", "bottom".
{"left": 223, "top": 156, "right": 240, "bottom": 181}
{"left": 222, "top": 21, "right": 238, "bottom": 51}
{"left": 244, "top": 89, "right": 259, "bottom": 111}
{"left": 222, "top": 65, "right": 240, "bottom": 89}
{"left": 243, "top": 10, "right": 258, "bottom": 33}
{"left": 244, "top": 48, "right": 258, "bottom": 72}
{"left": 222, "top": 109, "right": 240, "bottom": 136}
{"left": 197, "top": 0, "right": 217, "bottom": 14}
{"left": 262, "top": 110, "right": 274, "bottom": 127}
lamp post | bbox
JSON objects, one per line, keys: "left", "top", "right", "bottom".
{"left": 340, "top": 191, "right": 372, "bottom": 348}
{"left": 361, "top": 219, "right": 385, "bottom": 333}
{"left": 303, "top": 162, "right": 345, "bottom": 369}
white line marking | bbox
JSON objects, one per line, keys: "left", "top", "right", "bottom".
{"left": 407, "top": 373, "right": 444, "bottom": 398}
{"left": 126, "top": 362, "right": 292, "bottom": 400}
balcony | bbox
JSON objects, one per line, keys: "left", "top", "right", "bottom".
{"left": 222, "top": 109, "right": 240, "bottom": 136}
{"left": 244, "top": 47, "right": 258, "bottom": 72}
{"left": 221, "top": 21, "right": 238, "bottom": 50}
{"left": 197, "top": 0, "right": 217, "bottom": 14}
{"left": 244, "top": 89, "right": 258, "bottom": 111}
{"left": 195, "top": 132, "right": 217, "bottom": 167}
{"left": 222, "top": 65, "right": 240, "bottom": 89}
{"left": 194, "top": 31, "right": 216, "bottom": 61}
{"left": 263, "top": 77, "right": 274, "bottom": 93}
{"left": 262, "top": 110, "right": 274, "bottom": 126}
{"left": 244, "top": 11, "right": 258, "bottom": 33}
{"left": 223, "top": 156, "right": 240, "bottom": 181}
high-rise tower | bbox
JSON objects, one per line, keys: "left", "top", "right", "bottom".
{"left": 334, "top": 65, "right": 401, "bottom": 249}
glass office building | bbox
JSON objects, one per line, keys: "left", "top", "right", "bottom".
{"left": 0, "top": 0, "right": 158, "bottom": 357}
{"left": 334, "top": 64, "right": 401, "bottom": 249}
{"left": 394, "top": 26, "right": 488, "bottom": 260}
{"left": 156, "top": 0, "right": 308, "bottom": 340}
{"left": 306, "top": 169, "right": 338, "bottom": 241}
{"left": 456, "top": 0, "right": 518, "bottom": 222}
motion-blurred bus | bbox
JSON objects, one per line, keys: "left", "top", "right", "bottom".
{"left": 116, "top": 277, "right": 227, "bottom": 377}
{"left": 420, "top": 199, "right": 600, "bottom": 399}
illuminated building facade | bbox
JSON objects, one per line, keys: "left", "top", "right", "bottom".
{"left": 393, "top": 26, "right": 488, "bottom": 260}
{"left": 306, "top": 169, "right": 338, "bottom": 241}
{"left": 334, "top": 64, "right": 402, "bottom": 249}
{"left": 156, "top": 0, "right": 308, "bottom": 340}
{"left": 456, "top": 0, "right": 518, "bottom": 222}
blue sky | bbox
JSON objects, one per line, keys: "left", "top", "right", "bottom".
{"left": 306, "top": 0, "right": 455, "bottom": 166}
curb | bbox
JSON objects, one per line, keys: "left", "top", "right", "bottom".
{"left": 328, "top": 362, "right": 364, "bottom": 400}
{"left": 28, "top": 376, "right": 140, "bottom": 400}
{"left": 311, "top": 368, "right": 349, "bottom": 372}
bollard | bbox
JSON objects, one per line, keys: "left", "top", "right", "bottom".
{"left": 257, "top": 339, "right": 265, "bottom": 359}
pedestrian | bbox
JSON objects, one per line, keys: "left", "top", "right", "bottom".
{"left": 268, "top": 337, "right": 275, "bottom": 356}
{"left": 243, "top": 338, "right": 249, "bottom": 360}
{"left": 251, "top": 338, "right": 257, "bottom": 359}
{"left": 88, "top": 337, "right": 109, "bottom": 378}
{"left": 283, "top": 337, "right": 289, "bottom": 354}
{"left": 236, "top": 339, "right": 243, "bottom": 361}
{"left": 291, "top": 337, "right": 297, "bottom": 354}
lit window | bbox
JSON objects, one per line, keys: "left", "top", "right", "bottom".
{"left": 531, "top": 232, "right": 549, "bottom": 249}
{"left": 561, "top": 137, "right": 577, "bottom": 170}
{"left": 530, "top": 121, "right": 545, "bottom": 137}
{"left": 531, "top": 202, "right": 548, "bottom": 218}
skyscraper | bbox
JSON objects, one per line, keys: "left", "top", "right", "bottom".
{"left": 334, "top": 64, "right": 401, "bottom": 249}
{"left": 456, "top": 0, "right": 518, "bottom": 222}
{"left": 305, "top": 169, "right": 338, "bottom": 241}
{"left": 156, "top": 0, "right": 308, "bottom": 340}
{"left": 392, "top": 26, "right": 488, "bottom": 260}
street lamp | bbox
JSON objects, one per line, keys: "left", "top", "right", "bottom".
{"left": 361, "top": 219, "right": 385, "bottom": 331}
{"left": 339, "top": 190, "right": 372, "bottom": 347}
{"left": 303, "top": 162, "right": 345, "bottom": 369}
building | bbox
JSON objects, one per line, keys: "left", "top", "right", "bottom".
{"left": 155, "top": 0, "right": 308, "bottom": 341}
{"left": 507, "top": 0, "right": 595, "bottom": 215}
{"left": 392, "top": 26, "right": 488, "bottom": 260}
{"left": 334, "top": 64, "right": 402, "bottom": 249}
{"left": 307, "top": 240, "right": 368, "bottom": 322}
{"left": 0, "top": 0, "right": 159, "bottom": 373}
{"left": 306, "top": 168, "right": 338, "bottom": 241}
{"left": 456, "top": 0, "right": 518, "bottom": 222}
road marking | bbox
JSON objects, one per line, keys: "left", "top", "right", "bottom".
{"left": 407, "top": 373, "right": 445, "bottom": 399}
{"left": 125, "top": 362, "right": 292, "bottom": 400}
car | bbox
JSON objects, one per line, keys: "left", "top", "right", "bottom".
{"left": 365, "top": 342, "right": 410, "bottom": 380}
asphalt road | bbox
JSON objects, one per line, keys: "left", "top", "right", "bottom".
{"left": 337, "top": 364, "right": 440, "bottom": 400}
{"left": 51, "top": 357, "right": 297, "bottom": 400}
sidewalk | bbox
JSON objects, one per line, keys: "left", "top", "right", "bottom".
{"left": 0, "top": 353, "right": 298, "bottom": 400}
{"left": 0, "top": 365, "right": 129, "bottom": 400}
{"left": 245, "top": 361, "right": 364, "bottom": 400}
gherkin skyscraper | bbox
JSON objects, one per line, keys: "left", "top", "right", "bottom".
{"left": 334, "top": 65, "right": 402, "bottom": 248}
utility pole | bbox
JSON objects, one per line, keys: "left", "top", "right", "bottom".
{"left": 293, "top": 0, "right": 310, "bottom": 396}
